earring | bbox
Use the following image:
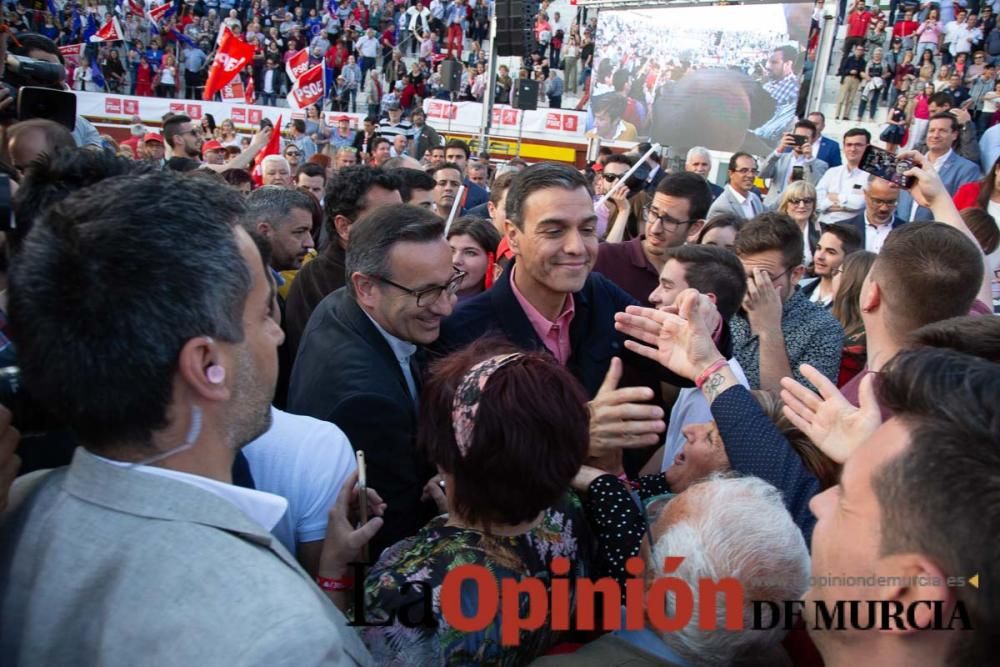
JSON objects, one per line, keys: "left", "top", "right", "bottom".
{"left": 206, "top": 365, "right": 226, "bottom": 384}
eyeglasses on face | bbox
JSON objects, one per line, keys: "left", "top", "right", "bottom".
{"left": 788, "top": 197, "right": 816, "bottom": 206}
{"left": 374, "top": 270, "right": 467, "bottom": 306}
{"left": 733, "top": 167, "right": 759, "bottom": 175}
{"left": 643, "top": 205, "right": 694, "bottom": 231}
{"left": 285, "top": 151, "right": 302, "bottom": 157}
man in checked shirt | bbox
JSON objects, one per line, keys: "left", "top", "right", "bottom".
{"left": 755, "top": 45, "right": 802, "bottom": 144}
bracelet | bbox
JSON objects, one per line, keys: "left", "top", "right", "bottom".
{"left": 695, "top": 359, "right": 729, "bottom": 390}
{"left": 316, "top": 575, "right": 354, "bottom": 592}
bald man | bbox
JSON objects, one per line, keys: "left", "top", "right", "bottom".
{"left": 7, "top": 119, "right": 75, "bottom": 173}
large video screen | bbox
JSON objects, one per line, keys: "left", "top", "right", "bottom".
{"left": 589, "top": 2, "right": 812, "bottom": 154}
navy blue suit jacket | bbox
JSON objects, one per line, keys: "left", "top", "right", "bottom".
{"left": 816, "top": 136, "right": 842, "bottom": 169}
{"left": 461, "top": 179, "right": 489, "bottom": 213}
{"left": 433, "top": 267, "right": 692, "bottom": 399}
{"left": 843, "top": 211, "right": 908, "bottom": 241}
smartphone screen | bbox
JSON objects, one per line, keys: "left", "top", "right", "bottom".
{"left": 791, "top": 165, "right": 805, "bottom": 182}
{"left": 859, "top": 145, "right": 914, "bottom": 189}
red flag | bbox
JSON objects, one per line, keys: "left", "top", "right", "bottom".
{"left": 58, "top": 43, "right": 85, "bottom": 66}
{"left": 285, "top": 49, "right": 310, "bottom": 83}
{"left": 146, "top": 2, "right": 175, "bottom": 28}
{"left": 89, "top": 17, "right": 124, "bottom": 43}
{"left": 251, "top": 115, "right": 281, "bottom": 186}
{"left": 245, "top": 76, "right": 255, "bottom": 104}
{"left": 203, "top": 27, "right": 255, "bottom": 101}
{"left": 127, "top": 0, "right": 145, "bottom": 16}
{"left": 286, "top": 64, "right": 325, "bottom": 110}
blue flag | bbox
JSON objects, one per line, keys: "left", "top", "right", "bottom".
{"left": 90, "top": 58, "right": 106, "bottom": 90}
{"left": 169, "top": 27, "right": 196, "bottom": 49}
{"left": 46, "top": 0, "right": 58, "bottom": 16}
{"left": 83, "top": 13, "right": 98, "bottom": 42}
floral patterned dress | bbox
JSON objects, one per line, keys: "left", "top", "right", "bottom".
{"left": 360, "top": 493, "right": 593, "bottom": 666}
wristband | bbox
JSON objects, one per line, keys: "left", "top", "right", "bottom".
{"left": 316, "top": 575, "right": 354, "bottom": 592}
{"left": 695, "top": 359, "right": 729, "bottom": 390}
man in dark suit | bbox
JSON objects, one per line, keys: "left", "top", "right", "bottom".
{"left": 844, "top": 176, "right": 908, "bottom": 253}
{"left": 289, "top": 204, "right": 461, "bottom": 553}
{"left": 637, "top": 142, "right": 666, "bottom": 194}
{"left": 684, "top": 146, "right": 724, "bottom": 200}
{"left": 409, "top": 108, "right": 441, "bottom": 162}
{"left": 435, "top": 164, "right": 690, "bottom": 476}
{"left": 444, "top": 138, "right": 489, "bottom": 213}
{"left": 807, "top": 111, "right": 843, "bottom": 168}
{"left": 283, "top": 166, "right": 401, "bottom": 360}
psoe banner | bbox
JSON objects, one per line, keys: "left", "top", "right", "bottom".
{"left": 422, "top": 99, "right": 586, "bottom": 142}
{"left": 74, "top": 91, "right": 590, "bottom": 145}
{"left": 75, "top": 91, "right": 370, "bottom": 131}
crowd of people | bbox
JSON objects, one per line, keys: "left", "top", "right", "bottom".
{"left": 0, "top": 5, "right": 998, "bottom": 667}
{"left": 6, "top": 0, "right": 584, "bottom": 112}
{"left": 834, "top": 0, "right": 1000, "bottom": 151}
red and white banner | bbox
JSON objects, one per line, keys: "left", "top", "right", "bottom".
{"left": 285, "top": 49, "right": 311, "bottom": 83}
{"left": 58, "top": 43, "right": 85, "bottom": 66}
{"left": 203, "top": 27, "right": 255, "bottom": 101}
{"left": 221, "top": 80, "right": 246, "bottom": 103}
{"left": 422, "top": 99, "right": 586, "bottom": 139}
{"left": 89, "top": 17, "right": 124, "bottom": 43}
{"left": 286, "top": 63, "right": 324, "bottom": 110}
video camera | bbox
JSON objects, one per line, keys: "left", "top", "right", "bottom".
{"left": 1, "top": 54, "right": 77, "bottom": 129}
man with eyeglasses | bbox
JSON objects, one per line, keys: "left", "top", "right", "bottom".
{"left": 283, "top": 145, "right": 303, "bottom": 170}
{"left": 816, "top": 127, "right": 871, "bottom": 224}
{"left": 288, "top": 119, "right": 318, "bottom": 161}
{"left": 289, "top": 204, "right": 458, "bottom": 553}
{"left": 162, "top": 113, "right": 273, "bottom": 174}
{"left": 844, "top": 175, "right": 907, "bottom": 252}
{"left": 593, "top": 172, "right": 712, "bottom": 306}
{"left": 730, "top": 212, "right": 845, "bottom": 393}
{"left": 706, "top": 152, "right": 765, "bottom": 221}
{"left": 283, "top": 166, "right": 402, "bottom": 359}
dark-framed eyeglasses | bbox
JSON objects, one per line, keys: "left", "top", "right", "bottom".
{"left": 788, "top": 197, "right": 816, "bottom": 206}
{"left": 601, "top": 172, "right": 623, "bottom": 182}
{"left": 733, "top": 167, "right": 759, "bottom": 175}
{"left": 285, "top": 150, "right": 302, "bottom": 157}
{"left": 643, "top": 205, "right": 694, "bottom": 231}
{"left": 375, "top": 269, "right": 467, "bottom": 306}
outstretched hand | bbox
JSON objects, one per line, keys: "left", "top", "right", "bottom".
{"left": 588, "top": 356, "right": 665, "bottom": 458}
{"left": 613, "top": 289, "right": 725, "bottom": 382}
{"left": 780, "top": 366, "right": 882, "bottom": 464}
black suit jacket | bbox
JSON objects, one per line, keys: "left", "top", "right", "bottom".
{"left": 288, "top": 288, "right": 434, "bottom": 554}
{"left": 412, "top": 124, "right": 442, "bottom": 161}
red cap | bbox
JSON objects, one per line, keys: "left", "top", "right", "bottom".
{"left": 143, "top": 132, "right": 164, "bottom": 144}
{"left": 335, "top": 114, "right": 350, "bottom": 122}
{"left": 202, "top": 139, "right": 224, "bottom": 154}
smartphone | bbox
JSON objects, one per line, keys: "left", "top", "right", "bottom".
{"left": 791, "top": 165, "right": 805, "bottom": 182}
{"left": 356, "top": 450, "right": 368, "bottom": 561}
{"left": 859, "top": 144, "right": 915, "bottom": 189}
{"left": 791, "top": 134, "right": 807, "bottom": 147}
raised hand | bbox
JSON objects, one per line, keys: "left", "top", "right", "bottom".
{"left": 318, "top": 470, "right": 386, "bottom": 577}
{"left": 780, "top": 365, "right": 882, "bottom": 464}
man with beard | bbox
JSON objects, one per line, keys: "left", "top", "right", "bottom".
{"left": 0, "top": 172, "right": 371, "bottom": 664}
{"left": 593, "top": 172, "right": 712, "bottom": 306}
{"left": 245, "top": 187, "right": 317, "bottom": 275}
{"left": 163, "top": 114, "right": 273, "bottom": 174}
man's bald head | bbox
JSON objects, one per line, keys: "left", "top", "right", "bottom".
{"left": 8, "top": 119, "right": 75, "bottom": 172}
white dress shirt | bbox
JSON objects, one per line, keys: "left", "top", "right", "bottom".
{"left": 365, "top": 312, "right": 419, "bottom": 404}
{"left": 816, "top": 165, "right": 868, "bottom": 224}
{"left": 726, "top": 184, "right": 757, "bottom": 219}
{"left": 864, "top": 212, "right": 895, "bottom": 253}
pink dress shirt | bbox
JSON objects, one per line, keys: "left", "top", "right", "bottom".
{"left": 509, "top": 265, "right": 576, "bottom": 365}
